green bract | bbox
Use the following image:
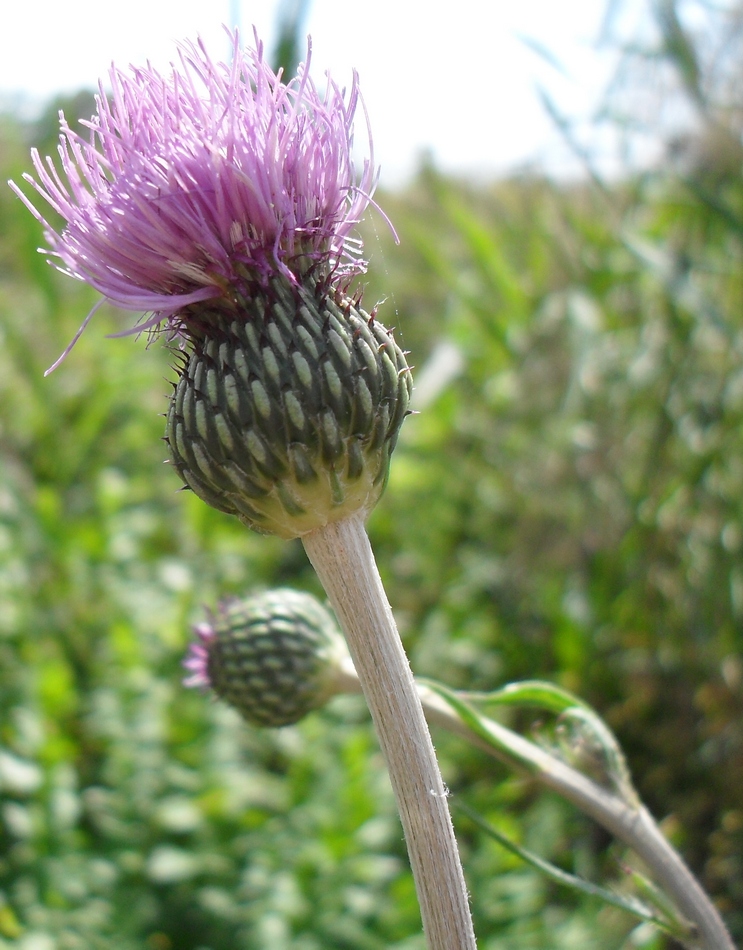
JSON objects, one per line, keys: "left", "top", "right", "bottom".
{"left": 166, "top": 274, "right": 411, "bottom": 538}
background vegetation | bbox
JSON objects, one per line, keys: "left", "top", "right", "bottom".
{"left": 0, "top": 1, "right": 740, "bottom": 947}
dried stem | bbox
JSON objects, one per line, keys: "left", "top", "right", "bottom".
{"left": 303, "top": 512, "right": 477, "bottom": 950}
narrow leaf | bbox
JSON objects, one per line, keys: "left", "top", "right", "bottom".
{"left": 456, "top": 800, "right": 689, "bottom": 940}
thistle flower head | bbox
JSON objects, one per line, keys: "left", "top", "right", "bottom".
{"left": 184, "top": 588, "right": 351, "bottom": 727}
{"left": 12, "top": 30, "right": 412, "bottom": 538}
{"left": 11, "top": 30, "right": 377, "bottom": 347}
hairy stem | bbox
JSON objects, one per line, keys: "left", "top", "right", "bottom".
{"left": 303, "top": 513, "right": 477, "bottom": 950}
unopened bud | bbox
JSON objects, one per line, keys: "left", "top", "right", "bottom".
{"left": 184, "top": 588, "right": 350, "bottom": 727}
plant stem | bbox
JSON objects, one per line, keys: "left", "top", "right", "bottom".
{"left": 416, "top": 685, "right": 734, "bottom": 950}
{"left": 302, "top": 512, "right": 477, "bottom": 950}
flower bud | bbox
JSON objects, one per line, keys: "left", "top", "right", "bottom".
{"left": 184, "top": 588, "right": 350, "bottom": 727}
{"left": 166, "top": 274, "right": 412, "bottom": 538}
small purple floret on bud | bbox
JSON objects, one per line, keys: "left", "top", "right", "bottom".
{"left": 182, "top": 622, "right": 217, "bottom": 689}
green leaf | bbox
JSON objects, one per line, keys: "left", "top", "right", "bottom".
{"left": 461, "top": 679, "right": 593, "bottom": 715}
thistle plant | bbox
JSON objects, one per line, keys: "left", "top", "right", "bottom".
{"left": 11, "top": 31, "right": 475, "bottom": 950}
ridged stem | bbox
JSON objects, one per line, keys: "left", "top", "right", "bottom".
{"left": 303, "top": 513, "right": 477, "bottom": 950}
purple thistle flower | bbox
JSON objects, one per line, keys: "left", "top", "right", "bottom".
{"left": 11, "top": 27, "right": 411, "bottom": 538}
{"left": 10, "top": 30, "right": 381, "bottom": 369}
{"left": 183, "top": 621, "right": 216, "bottom": 689}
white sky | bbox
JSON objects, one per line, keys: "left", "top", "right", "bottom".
{"left": 0, "top": 0, "right": 646, "bottom": 186}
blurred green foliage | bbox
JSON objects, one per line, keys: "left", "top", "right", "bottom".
{"left": 0, "top": 2, "right": 741, "bottom": 948}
